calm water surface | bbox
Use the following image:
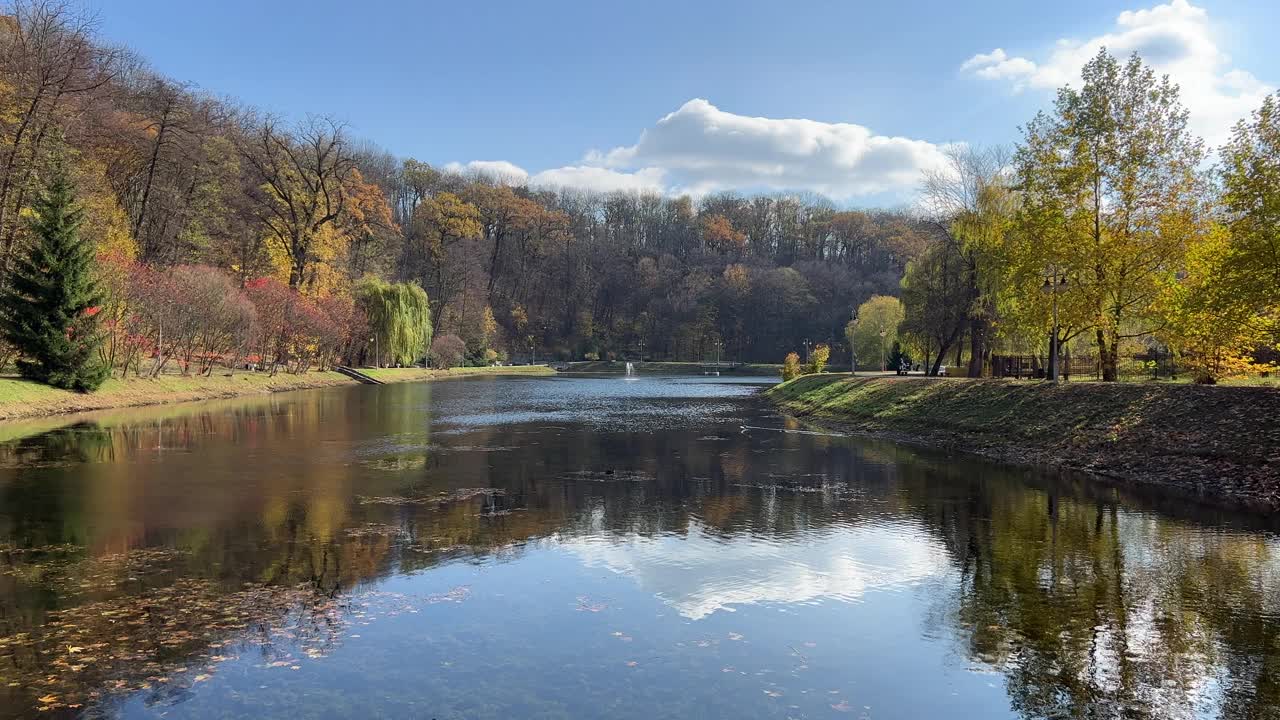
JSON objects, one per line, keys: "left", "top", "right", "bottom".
{"left": 1, "top": 375, "right": 1278, "bottom": 719}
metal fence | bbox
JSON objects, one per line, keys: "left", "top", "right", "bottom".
{"left": 990, "top": 352, "right": 1183, "bottom": 381}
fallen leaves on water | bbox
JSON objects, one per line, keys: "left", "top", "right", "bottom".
{"left": 360, "top": 456, "right": 428, "bottom": 472}
{"left": 0, "top": 545, "right": 475, "bottom": 716}
{"left": 575, "top": 596, "right": 608, "bottom": 612}
{"left": 730, "top": 481, "right": 848, "bottom": 495}
{"left": 560, "top": 470, "right": 653, "bottom": 483}
{"left": 344, "top": 523, "right": 409, "bottom": 539}
{"left": 358, "top": 487, "right": 505, "bottom": 506}
{"left": 444, "top": 445, "right": 517, "bottom": 453}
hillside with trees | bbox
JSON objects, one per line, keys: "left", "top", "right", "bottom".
{"left": 0, "top": 2, "right": 1276, "bottom": 391}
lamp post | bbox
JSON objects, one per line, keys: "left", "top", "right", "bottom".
{"left": 1041, "top": 265, "right": 1069, "bottom": 384}
{"left": 848, "top": 312, "right": 857, "bottom": 375}
{"left": 878, "top": 329, "right": 888, "bottom": 373}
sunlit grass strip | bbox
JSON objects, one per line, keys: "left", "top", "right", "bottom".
{"left": 767, "top": 374, "right": 1279, "bottom": 445}
{"left": 0, "top": 371, "right": 357, "bottom": 422}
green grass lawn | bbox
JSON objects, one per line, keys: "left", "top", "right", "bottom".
{"left": 768, "top": 371, "right": 1280, "bottom": 445}
{"left": 0, "top": 371, "right": 355, "bottom": 421}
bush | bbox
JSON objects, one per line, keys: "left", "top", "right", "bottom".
{"left": 429, "top": 333, "right": 466, "bottom": 369}
{"left": 805, "top": 344, "right": 830, "bottom": 374}
{"left": 781, "top": 352, "right": 802, "bottom": 381}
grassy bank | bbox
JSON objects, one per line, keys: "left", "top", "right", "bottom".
{"left": 0, "top": 371, "right": 357, "bottom": 422}
{"left": 361, "top": 365, "right": 554, "bottom": 383}
{"left": 768, "top": 375, "right": 1280, "bottom": 508}
{"left": 0, "top": 365, "right": 555, "bottom": 423}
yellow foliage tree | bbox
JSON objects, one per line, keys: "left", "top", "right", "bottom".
{"left": 847, "top": 295, "right": 904, "bottom": 371}
{"left": 806, "top": 344, "right": 830, "bottom": 374}
{"left": 781, "top": 351, "right": 802, "bottom": 381}
{"left": 1160, "top": 226, "right": 1274, "bottom": 383}
{"left": 1016, "top": 50, "right": 1204, "bottom": 380}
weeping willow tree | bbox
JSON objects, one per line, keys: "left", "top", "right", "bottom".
{"left": 354, "top": 277, "right": 431, "bottom": 367}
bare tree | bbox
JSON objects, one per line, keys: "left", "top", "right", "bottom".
{"left": 236, "top": 116, "right": 355, "bottom": 288}
{"left": 919, "top": 145, "right": 1016, "bottom": 377}
{"left": 0, "top": 0, "right": 121, "bottom": 268}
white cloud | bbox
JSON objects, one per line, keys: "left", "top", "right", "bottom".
{"left": 529, "top": 165, "right": 667, "bottom": 194}
{"left": 443, "top": 160, "right": 529, "bottom": 184}
{"left": 591, "top": 98, "right": 952, "bottom": 199}
{"left": 442, "top": 159, "right": 665, "bottom": 195}
{"left": 959, "top": 49, "right": 1039, "bottom": 82}
{"left": 960, "top": 0, "right": 1274, "bottom": 146}
{"left": 445, "top": 99, "right": 953, "bottom": 200}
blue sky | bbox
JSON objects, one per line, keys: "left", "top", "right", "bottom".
{"left": 96, "top": 0, "right": 1278, "bottom": 204}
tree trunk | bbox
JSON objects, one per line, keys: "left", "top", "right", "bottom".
{"left": 486, "top": 228, "right": 504, "bottom": 299}
{"left": 929, "top": 354, "right": 946, "bottom": 376}
{"left": 134, "top": 115, "right": 169, "bottom": 250}
{"left": 931, "top": 326, "right": 962, "bottom": 376}
{"left": 967, "top": 316, "right": 988, "bottom": 378}
{"left": 1096, "top": 327, "right": 1118, "bottom": 381}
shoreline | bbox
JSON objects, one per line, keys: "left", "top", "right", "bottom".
{"left": 766, "top": 374, "right": 1280, "bottom": 511}
{"left": 0, "top": 365, "right": 554, "bottom": 424}
{"left": 559, "top": 360, "right": 786, "bottom": 375}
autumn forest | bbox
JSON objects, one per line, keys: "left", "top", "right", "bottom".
{"left": 1, "top": 1, "right": 1278, "bottom": 389}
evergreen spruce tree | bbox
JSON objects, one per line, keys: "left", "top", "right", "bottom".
{"left": 0, "top": 165, "right": 109, "bottom": 392}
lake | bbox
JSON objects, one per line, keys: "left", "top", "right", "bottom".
{"left": 1, "top": 374, "right": 1278, "bottom": 719}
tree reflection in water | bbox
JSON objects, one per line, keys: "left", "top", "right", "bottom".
{"left": 0, "top": 377, "right": 1275, "bottom": 718}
